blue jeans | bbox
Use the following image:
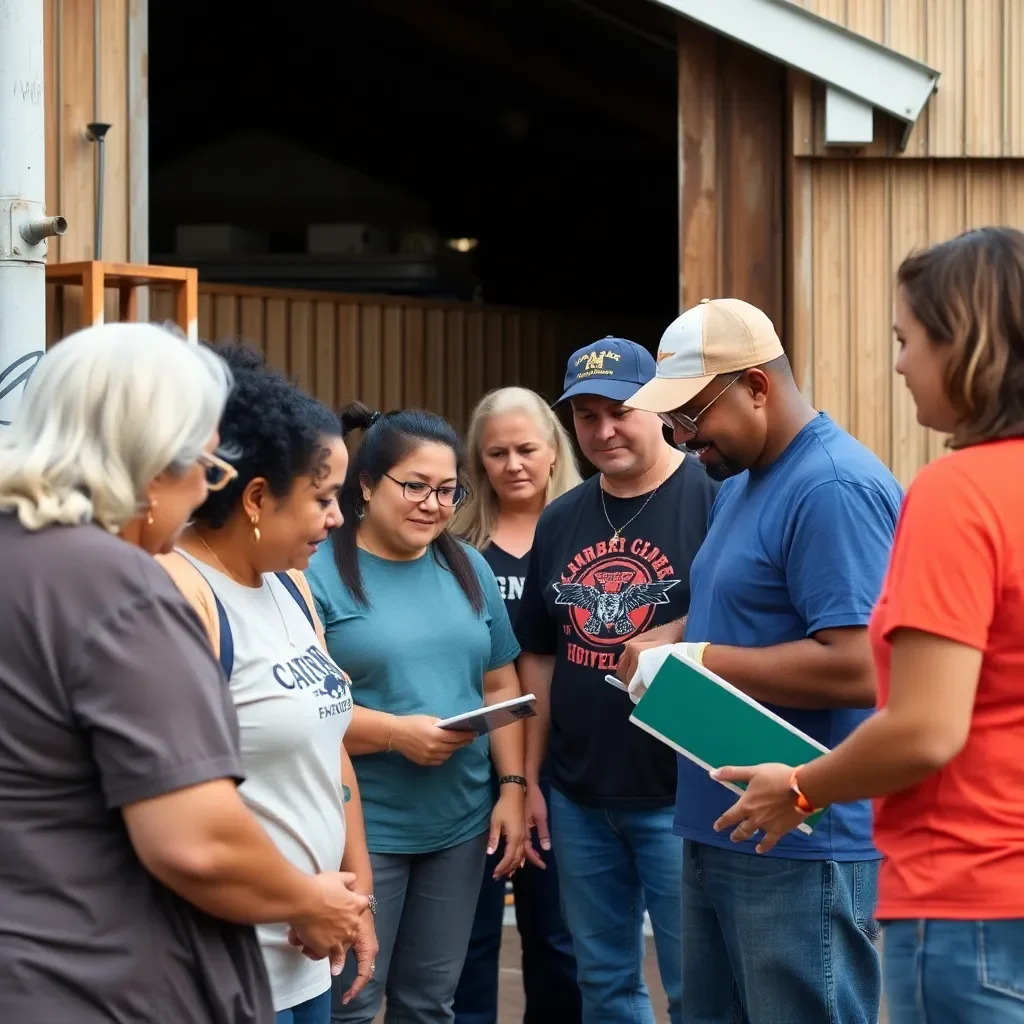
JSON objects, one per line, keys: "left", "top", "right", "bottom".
{"left": 454, "top": 777, "right": 581, "bottom": 1024}
{"left": 682, "top": 840, "right": 881, "bottom": 1023}
{"left": 549, "top": 787, "right": 682, "bottom": 1024}
{"left": 276, "top": 989, "right": 331, "bottom": 1024}
{"left": 883, "top": 919, "right": 1024, "bottom": 1023}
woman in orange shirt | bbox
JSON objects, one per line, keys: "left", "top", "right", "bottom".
{"left": 709, "top": 226, "right": 1024, "bottom": 1023}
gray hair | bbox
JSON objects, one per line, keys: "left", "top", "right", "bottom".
{"left": 0, "top": 322, "right": 232, "bottom": 533}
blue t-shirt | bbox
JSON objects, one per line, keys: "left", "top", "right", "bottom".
{"left": 306, "top": 541, "right": 520, "bottom": 855}
{"left": 678, "top": 413, "right": 903, "bottom": 860}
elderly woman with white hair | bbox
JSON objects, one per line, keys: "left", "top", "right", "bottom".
{"left": 0, "top": 322, "right": 366, "bottom": 1024}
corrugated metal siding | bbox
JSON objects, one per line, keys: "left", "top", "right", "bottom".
{"left": 787, "top": 157, "right": 1024, "bottom": 485}
{"left": 794, "top": 0, "right": 1024, "bottom": 159}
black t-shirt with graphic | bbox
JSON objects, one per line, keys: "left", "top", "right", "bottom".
{"left": 481, "top": 543, "right": 529, "bottom": 630}
{"left": 515, "top": 457, "right": 720, "bottom": 808}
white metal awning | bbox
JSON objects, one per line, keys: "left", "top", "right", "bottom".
{"left": 648, "top": 0, "right": 940, "bottom": 148}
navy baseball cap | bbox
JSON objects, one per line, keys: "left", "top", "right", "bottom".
{"left": 555, "top": 337, "right": 657, "bottom": 405}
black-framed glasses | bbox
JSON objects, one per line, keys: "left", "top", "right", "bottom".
{"left": 384, "top": 473, "right": 467, "bottom": 508}
{"left": 657, "top": 373, "right": 743, "bottom": 436}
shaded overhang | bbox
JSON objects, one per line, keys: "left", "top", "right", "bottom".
{"left": 648, "top": 0, "right": 940, "bottom": 149}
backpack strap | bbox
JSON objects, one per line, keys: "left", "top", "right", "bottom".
{"left": 212, "top": 591, "right": 234, "bottom": 680}
{"left": 275, "top": 571, "right": 316, "bottom": 630}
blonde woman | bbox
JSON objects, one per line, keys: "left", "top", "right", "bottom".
{"left": 0, "top": 323, "right": 365, "bottom": 1024}
{"left": 452, "top": 386, "right": 583, "bottom": 1024}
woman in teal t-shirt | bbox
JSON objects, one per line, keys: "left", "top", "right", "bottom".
{"left": 305, "top": 402, "right": 527, "bottom": 1024}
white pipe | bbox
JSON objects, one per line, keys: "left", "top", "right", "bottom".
{"left": 0, "top": 0, "right": 64, "bottom": 426}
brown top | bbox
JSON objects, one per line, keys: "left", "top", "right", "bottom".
{"left": 0, "top": 513, "right": 273, "bottom": 1023}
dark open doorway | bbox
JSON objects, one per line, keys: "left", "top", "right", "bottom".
{"left": 148, "top": 0, "right": 679, "bottom": 324}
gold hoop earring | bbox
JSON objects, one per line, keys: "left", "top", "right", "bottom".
{"left": 146, "top": 498, "right": 157, "bottom": 527}
{"left": 251, "top": 513, "right": 261, "bottom": 543}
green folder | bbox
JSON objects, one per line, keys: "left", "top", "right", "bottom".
{"left": 629, "top": 651, "right": 830, "bottom": 834}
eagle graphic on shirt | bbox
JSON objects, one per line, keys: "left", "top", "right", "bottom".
{"left": 553, "top": 578, "right": 679, "bottom": 637}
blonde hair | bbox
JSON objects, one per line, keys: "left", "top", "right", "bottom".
{"left": 454, "top": 386, "right": 582, "bottom": 550}
{"left": 0, "top": 322, "right": 231, "bottom": 533}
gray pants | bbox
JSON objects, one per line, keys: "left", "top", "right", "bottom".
{"left": 331, "top": 832, "right": 488, "bottom": 1024}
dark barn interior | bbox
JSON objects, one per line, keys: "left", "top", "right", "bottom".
{"left": 149, "top": 0, "right": 680, "bottom": 323}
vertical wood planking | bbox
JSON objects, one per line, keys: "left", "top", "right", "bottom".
{"left": 926, "top": 0, "right": 966, "bottom": 157}
{"left": 403, "top": 307, "right": 425, "bottom": 409}
{"left": 464, "top": 312, "right": 485, "bottom": 428}
{"left": 445, "top": 311, "right": 467, "bottom": 431}
{"left": 59, "top": 0, "right": 95, "bottom": 262}
{"left": 503, "top": 312, "right": 522, "bottom": 385}
{"left": 519, "top": 312, "right": 541, "bottom": 393}
{"left": 424, "top": 310, "right": 446, "bottom": 414}
{"left": 213, "top": 294, "right": 238, "bottom": 340}
{"left": 335, "top": 304, "right": 360, "bottom": 405}
{"left": 1006, "top": 0, "right": 1024, "bottom": 155}
{"left": 359, "top": 305, "right": 383, "bottom": 413}
{"left": 382, "top": 306, "right": 404, "bottom": 410}
{"left": 483, "top": 312, "right": 504, "bottom": 392}
{"left": 811, "top": 161, "right": 851, "bottom": 429}
{"left": 965, "top": 0, "right": 1003, "bottom": 157}
{"left": 925, "top": 164, "right": 965, "bottom": 461}
{"left": 849, "top": 163, "right": 892, "bottom": 464}
{"left": 239, "top": 296, "right": 264, "bottom": 352}
{"left": 197, "top": 292, "right": 213, "bottom": 338}
{"left": 289, "top": 301, "right": 314, "bottom": 391}
{"left": 265, "top": 298, "right": 289, "bottom": 375}
{"left": 314, "top": 301, "right": 336, "bottom": 407}
{"left": 677, "top": 22, "right": 720, "bottom": 309}
{"left": 99, "top": 0, "right": 129, "bottom": 261}
{"left": 889, "top": 163, "right": 930, "bottom": 485}
{"left": 965, "top": 163, "right": 1005, "bottom": 227}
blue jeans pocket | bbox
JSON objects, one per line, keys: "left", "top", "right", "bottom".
{"left": 851, "top": 860, "right": 881, "bottom": 943}
{"left": 977, "top": 921, "right": 1024, "bottom": 1003}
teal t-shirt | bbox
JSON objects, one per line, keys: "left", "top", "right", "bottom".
{"left": 305, "top": 540, "right": 520, "bottom": 854}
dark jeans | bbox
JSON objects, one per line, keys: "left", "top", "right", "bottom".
{"left": 682, "top": 839, "right": 881, "bottom": 1023}
{"left": 276, "top": 990, "right": 331, "bottom": 1024}
{"left": 453, "top": 777, "right": 581, "bottom": 1024}
{"left": 883, "top": 919, "right": 1024, "bottom": 1023}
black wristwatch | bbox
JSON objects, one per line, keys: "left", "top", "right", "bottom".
{"left": 499, "top": 775, "right": 528, "bottom": 793}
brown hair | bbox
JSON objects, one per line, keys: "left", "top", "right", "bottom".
{"left": 897, "top": 226, "right": 1024, "bottom": 449}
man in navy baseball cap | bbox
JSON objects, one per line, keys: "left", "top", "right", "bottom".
{"left": 555, "top": 336, "right": 658, "bottom": 405}
{"left": 515, "top": 336, "right": 719, "bottom": 1023}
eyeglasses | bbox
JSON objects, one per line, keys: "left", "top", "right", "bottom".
{"left": 657, "top": 373, "right": 743, "bottom": 437}
{"left": 197, "top": 450, "right": 238, "bottom": 492}
{"left": 384, "top": 473, "right": 467, "bottom": 508}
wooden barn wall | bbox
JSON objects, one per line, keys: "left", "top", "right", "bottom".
{"left": 787, "top": 158, "right": 1024, "bottom": 486}
{"left": 132, "top": 285, "right": 659, "bottom": 433}
{"left": 677, "top": 23, "right": 785, "bottom": 331}
{"left": 794, "top": 0, "right": 1024, "bottom": 159}
{"left": 42, "top": 0, "right": 146, "bottom": 322}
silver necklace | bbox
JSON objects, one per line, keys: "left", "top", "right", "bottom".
{"left": 600, "top": 483, "right": 663, "bottom": 541}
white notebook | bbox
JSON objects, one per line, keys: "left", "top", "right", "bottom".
{"left": 437, "top": 694, "right": 537, "bottom": 735}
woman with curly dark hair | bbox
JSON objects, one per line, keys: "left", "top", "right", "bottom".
{"left": 160, "top": 345, "right": 376, "bottom": 1024}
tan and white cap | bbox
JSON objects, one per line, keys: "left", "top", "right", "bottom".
{"left": 624, "top": 298, "right": 783, "bottom": 414}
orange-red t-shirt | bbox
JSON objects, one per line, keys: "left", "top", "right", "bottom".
{"left": 870, "top": 438, "right": 1024, "bottom": 920}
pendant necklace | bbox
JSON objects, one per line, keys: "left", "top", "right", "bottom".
{"left": 600, "top": 483, "right": 663, "bottom": 541}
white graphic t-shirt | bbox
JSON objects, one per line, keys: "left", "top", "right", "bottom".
{"left": 181, "top": 554, "right": 353, "bottom": 1012}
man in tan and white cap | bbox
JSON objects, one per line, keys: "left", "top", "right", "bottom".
{"left": 618, "top": 298, "right": 904, "bottom": 1024}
